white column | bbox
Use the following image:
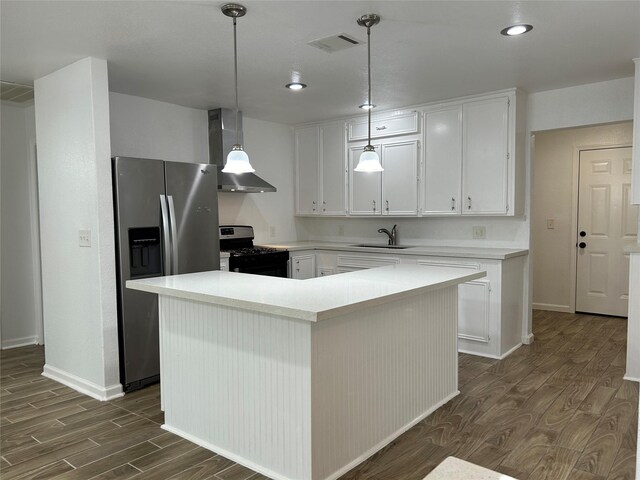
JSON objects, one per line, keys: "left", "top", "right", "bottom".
{"left": 34, "top": 57, "right": 121, "bottom": 400}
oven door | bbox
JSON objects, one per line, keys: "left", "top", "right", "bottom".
{"left": 229, "top": 252, "right": 290, "bottom": 278}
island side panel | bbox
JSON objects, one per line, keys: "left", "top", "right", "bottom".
{"left": 159, "top": 296, "right": 312, "bottom": 480}
{"left": 310, "top": 286, "right": 459, "bottom": 480}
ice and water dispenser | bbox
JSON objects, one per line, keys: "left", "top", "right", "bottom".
{"left": 128, "top": 227, "right": 162, "bottom": 278}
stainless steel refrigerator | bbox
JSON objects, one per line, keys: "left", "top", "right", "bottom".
{"left": 112, "top": 156, "right": 220, "bottom": 392}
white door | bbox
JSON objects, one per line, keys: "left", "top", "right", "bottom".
{"left": 320, "top": 123, "right": 346, "bottom": 215}
{"left": 576, "top": 147, "right": 637, "bottom": 317}
{"left": 462, "top": 96, "right": 509, "bottom": 215}
{"left": 349, "top": 143, "right": 382, "bottom": 215}
{"left": 295, "top": 126, "right": 319, "bottom": 215}
{"left": 382, "top": 139, "right": 419, "bottom": 215}
{"left": 423, "top": 106, "right": 463, "bottom": 215}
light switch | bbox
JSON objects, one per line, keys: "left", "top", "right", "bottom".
{"left": 79, "top": 229, "right": 91, "bottom": 247}
{"left": 547, "top": 219, "right": 555, "bottom": 230}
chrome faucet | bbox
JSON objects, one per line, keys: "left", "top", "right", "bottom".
{"left": 378, "top": 224, "right": 398, "bottom": 245}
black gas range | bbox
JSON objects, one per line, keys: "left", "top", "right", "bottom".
{"left": 220, "top": 225, "right": 289, "bottom": 277}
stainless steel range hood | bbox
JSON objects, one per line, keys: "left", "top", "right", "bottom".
{"left": 208, "top": 108, "right": 276, "bottom": 193}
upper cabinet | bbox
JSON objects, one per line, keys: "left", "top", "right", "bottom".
{"left": 462, "top": 96, "right": 510, "bottom": 215}
{"left": 347, "top": 111, "right": 419, "bottom": 141}
{"left": 422, "top": 91, "right": 524, "bottom": 217}
{"left": 423, "top": 105, "right": 463, "bottom": 215}
{"left": 348, "top": 137, "right": 420, "bottom": 216}
{"left": 295, "top": 122, "right": 346, "bottom": 216}
{"left": 295, "top": 88, "right": 525, "bottom": 218}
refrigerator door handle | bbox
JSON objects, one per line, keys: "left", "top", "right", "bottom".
{"left": 159, "top": 194, "right": 172, "bottom": 275}
{"left": 167, "top": 195, "right": 179, "bottom": 274}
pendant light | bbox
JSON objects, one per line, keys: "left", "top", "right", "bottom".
{"left": 354, "top": 14, "right": 383, "bottom": 173}
{"left": 221, "top": 3, "right": 255, "bottom": 174}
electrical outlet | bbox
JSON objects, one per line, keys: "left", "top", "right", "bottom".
{"left": 79, "top": 229, "right": 91, "bottom": 247}
{"left": 547, "top": 219, "right": 555, "bottom": 229}
{"left": 338, "top": 225, "right": 345, "bottom": 236}
{"left": 472, "top": 226, "right": 486, "bottom": 239}
{"left": 269, "top": 226, "right": 276, "bottom": 238}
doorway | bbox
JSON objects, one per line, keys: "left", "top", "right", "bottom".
{"left": 531, "top": 122, "right": 634, "bottom": 314}
{"left": 576, "top": 147, "right": 637, "bottom": 316}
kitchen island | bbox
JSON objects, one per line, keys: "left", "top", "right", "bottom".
{"left": 127, "top": 265, "right": 484, "bottom": 480}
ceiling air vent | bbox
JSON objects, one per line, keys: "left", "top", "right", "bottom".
{"left": 1, "top": 81, "right": 34, "bottom": 103}
{"left": 308, "top": 33, "right": 362, "bottom": 53}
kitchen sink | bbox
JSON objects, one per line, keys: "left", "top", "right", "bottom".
{"left": 351, "top": 244, "right": 411, "bottom": 249}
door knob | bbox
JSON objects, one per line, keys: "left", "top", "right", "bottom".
{"left": 579, "top": 231, "right": 586, "bottom": 237}
{"left": 578, "top": 242, "right": 586, "bottom": 249}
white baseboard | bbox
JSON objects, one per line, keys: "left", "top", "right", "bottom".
{"left": 163, "top": 389, "right": 461, "bottom": 480}
{"left": 1, "top": 336, "right": 38, "bottom": 350}
{"left": 459, "top": 343, "right": 523, "bottom": 360}
{"left": 42, "top": 364, "right": 124, "bottom": 401}
{"left": 522, "top": 333, "right": 534, "bottom": 345}
{"left": 623, "top": 374, "right": 640, "bottom": 383}
{"left": 532, "top": 303, "right": 573, "bottom": 313}
{"left": 499, "top": 343, "right": 523, "bottom": 359}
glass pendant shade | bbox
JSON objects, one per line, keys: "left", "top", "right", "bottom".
{"left": 354, "top": 145, "right": 383, "bottom": 172}
{"left": 222, "top": 144, "right": 255, "bottom": 173}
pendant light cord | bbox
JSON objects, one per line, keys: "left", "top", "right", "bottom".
{"left": 233, "top": 16, "right": 239, "bottom": 146}
{"left": 367, "top": 25, "right": 372, "bottom": 146}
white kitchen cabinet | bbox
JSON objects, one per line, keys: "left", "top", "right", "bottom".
{"left": 462, "top": 96, "right": 510, "bottom": 215}
{"left": 347, "top": 110, "right": 419, "bottom": 141}
{"left": 320, "top": 122, "right": 347, "bottom": 215}
{"left": 422, "top": 93, "right": 518, "bottom": 216}
{"left": 295, "top": 122, "right": 346, "bottom": 216}
{"left": 311, "top": 247, "right": 526, "bottom": 359}
{"left": 348, "top": 143, "right": 382, "bottom": 215}
{"left": 295, "top": 126, "right": 319, "bottom": 215}
{"left": 290, "top": 253, "right": 315, "bottom": 280}
{"left": 220, "top": 257, "right": 229, "bottom": 271}
{"left": 348, "top": 138, "right": 419, "bottom": 216}
{"left": 413, "top": 256, "right": 524, "bottom": 358}
{"left": 423, "top": 105, "right": 463, "bottom": 215}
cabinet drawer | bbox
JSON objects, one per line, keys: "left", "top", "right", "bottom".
{"left": 348, "top": 112, "right": 419, "bottom": 141}
{"left": 337, "top": 254, "right": 401, "bottom": 270}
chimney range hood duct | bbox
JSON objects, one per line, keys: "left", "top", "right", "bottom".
{"left": 208, "top": 108, "right": 276, "bottom": 192}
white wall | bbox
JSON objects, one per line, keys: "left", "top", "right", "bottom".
{"left": 532, "top": 123, "right": 634, "bottom": 312}
{"left": 34, "top": 57, "right": 121, "bottom": 400}
{"left": 0, "top": 102, "right": 42, "bottom": 348}
{"left": 528, "top": 77, "right": 635, "bottom": 133}
{"left": 109, "top": 93, "right": 298, "bottom": 244}
{"left": 109, "top": 92, "right": 209, "bottom": 162}
{"left": 296, "top": 216, "right": 528, "bottom": 248}
{"left": 218, "top": 118, "right": 297, "bottom": 244}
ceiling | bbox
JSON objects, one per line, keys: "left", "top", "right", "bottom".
{"left": 1, "top": 1, "right": 639, "bottom": 125}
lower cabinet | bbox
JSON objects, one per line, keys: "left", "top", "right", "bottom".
{"left": 290, "top": 253, "right": 316, "bottom": 280}
{"left": 413, "top": 256, "right": 524, "bottom": 358}
{"left": 312, "top": 249, "right": 525, "bottom": 359}
{"left": 220, "top": 257, "right": 229, "bottom": 271}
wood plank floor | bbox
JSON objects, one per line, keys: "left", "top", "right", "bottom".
{"left": 0, "top": 310, "right": 637, "bottom": 479}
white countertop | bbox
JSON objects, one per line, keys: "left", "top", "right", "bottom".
{"left": 127, "top": 264, "right": 485, "bottom": 322}
{"left": 259, "top": 241, "right": 528, "bottom": 260}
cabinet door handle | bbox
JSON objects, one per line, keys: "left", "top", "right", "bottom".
{"left": 468, "top": 196, "right": 472, "bottom": 210}
{"left": 312, "top": 201, "right": 316, "bottom": 212}
{"left": 322, "top": 201, "right": 326, "bottom": 212}
{"left": 385, "top": 200, "right": 389, "bottom": 212}
{"left": 376, "top": 125, "right": 387, "bottom": 131}
{"left": 451, "top": 197, "right": 456, "bottom": 211}
{"left": 372, "top": 200, "right": 376, "bottom": 212}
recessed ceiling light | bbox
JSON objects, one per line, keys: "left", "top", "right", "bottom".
{"left": 359, "top": 103, "right": 376, "bottom": 110}
{"left": 500, "top": 24, "right": 533, "bottom": 36}
{"left": 286, "top": 82, "right": 307, "bottom": 90}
